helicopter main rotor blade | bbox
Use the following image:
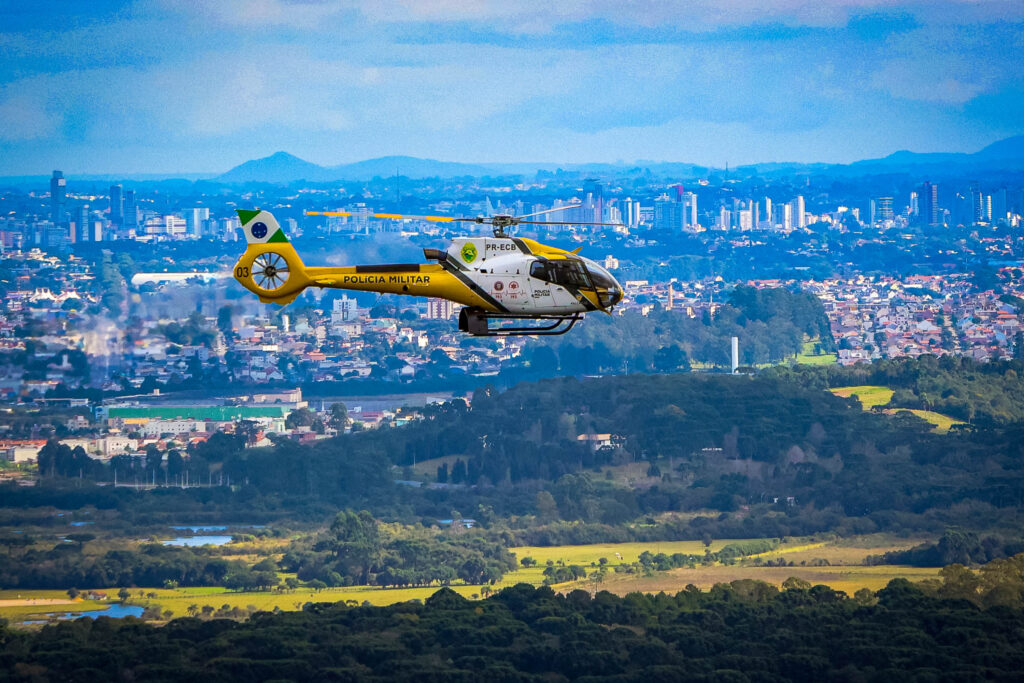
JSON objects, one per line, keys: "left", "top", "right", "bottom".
{"left": 306, "top": 210, "right": 620, "bottom": 227}
{"left": 517, "top": 220, "right": 625, "bottom": 227}
{"left": 515, "top": 204, "right": 582, "bottom": 220}
{"left": 306, "top": 211, "right": 469, "bottom": 223}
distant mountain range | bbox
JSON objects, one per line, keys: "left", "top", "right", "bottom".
{"left": 216, "top": 135, "right": 1024, "bottom": 183}
{"left": 2, "top": 136, "right": 1021, "bottom": 187}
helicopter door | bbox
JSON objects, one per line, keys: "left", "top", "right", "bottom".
{"left": 527, "top": 261, "right": 556, "bottom": 310}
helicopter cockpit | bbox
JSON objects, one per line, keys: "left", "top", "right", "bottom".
{"left": 529, "top": 256, "right": 623, "bottom": 309}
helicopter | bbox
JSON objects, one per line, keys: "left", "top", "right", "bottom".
{"left": 231, "top": 205, "right": 624, "bottom": 336}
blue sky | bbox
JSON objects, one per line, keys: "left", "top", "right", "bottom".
{"left": 1, "top": 0, "right": 1022, "bottom": 174}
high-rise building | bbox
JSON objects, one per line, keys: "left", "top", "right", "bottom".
{"left": 682, "top": 192, "right": 698, "bottom": 229}
{"left": 920, "top": 182, "right": 939, "bottom": 226}
{"left": 624, "top": 197, "right": 641, "bottom": 228}
{"left": 654, "top": 193, "right": 684, "bottom": 231}
{"left": 763, "top": 197, "right": 772, "bottom": 227}
{"left": 992, "top": 188, "right": 1008, "bottom": 224}
{"left": 184, "top": 208, "right": 210, "bottom": 237}
{"left": 425, "top": 298, "right": 455, "bottom": 320}
{"left": 970, "top": 182, "right": 984, "bottom": 222}
{"left": 791, "top": 196, "right": 806, "bottom": 228}
{"left": 74, "top": 204, "right": 90, "bottom": 242}
{"left": 870, "top": 197, "right": 894, "bottom": 226}
{"left": 582, "top": 179, "right": 604, "bottom": 225}
{"left": 775, "top": 203, "right": 792, "bottom": 231}
{"left": 50, "top": 171, "right": 67, "bottom": 225}
{"left": 717, "top": 206, "right": 731, "bottom": 230}
{"left": 332, "top": 294, "right": 360, "bottom": 322}
{"left": 109, "top": 185, "right": 123, "bottom": 224}
{"left": 123, "top": 190, "right": 138, "bottom": 231}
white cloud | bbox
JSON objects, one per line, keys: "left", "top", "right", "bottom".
{"left": 0, "top": 89, "right": 63, "bottom": 141}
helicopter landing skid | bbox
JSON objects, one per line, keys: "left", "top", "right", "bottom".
{"left": 459, "top": 309, "right": 582, "bottom": 337}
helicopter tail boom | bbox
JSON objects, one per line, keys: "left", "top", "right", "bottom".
{"left": 233, "top": 209, "right": 506, "bottom": 311}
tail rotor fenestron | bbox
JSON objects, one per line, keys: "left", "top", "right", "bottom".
{"left": 252, "top": 252, "right": 290, "bottom": 291}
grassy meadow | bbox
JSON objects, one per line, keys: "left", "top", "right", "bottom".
{"left": 0, "top": 534, "right": 937, "bottom": 625}
{"left": 794, "top": 339, "right": 837, "bottom": 365}
{"left": 830, "top": 385, "right": 964, "bottom": 432}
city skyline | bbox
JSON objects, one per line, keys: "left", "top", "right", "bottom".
{"left": 1, "top": 1, "right": 1023, "bottom": 175}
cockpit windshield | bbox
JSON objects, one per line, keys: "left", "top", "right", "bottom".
{"left": 581, "top": 259, "right": 618, "bottom": 290}
{"left": 530, "top": 256, "right": 623, "bottom": 309}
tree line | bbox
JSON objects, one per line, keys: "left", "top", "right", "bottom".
{"left": 3, "top": 575, "right": 1024, "bottom": 681}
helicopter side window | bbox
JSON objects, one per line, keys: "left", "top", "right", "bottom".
{"left": 530, "top": 260, "right": 593, "bottom": 289}
{"left": 530, "top": 261, "right": 550, "bottom": 282}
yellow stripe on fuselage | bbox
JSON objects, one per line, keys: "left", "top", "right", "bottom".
{"left": 305, "top": 265, "right": 501, "bottom": 311}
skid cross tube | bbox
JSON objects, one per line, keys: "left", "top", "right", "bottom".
{"left": 459, "top": 309, "right": 582, "bottom": 337}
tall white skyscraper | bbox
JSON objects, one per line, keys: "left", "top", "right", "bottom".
{"left": 682, "top": 192, "right": 698, "bottom": 229}
{"left": 792, "top": 196, "right": 806, "bottom": 228}
{"left": 624, "top": 198, "right": 641, "bottom": 228}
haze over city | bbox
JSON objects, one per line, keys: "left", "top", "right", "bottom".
{"left": 2, "top": 0, "right": 1023, "bottom": 175}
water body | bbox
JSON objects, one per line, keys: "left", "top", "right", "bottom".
{"left": 163, "top": 535, "right": 232, "bottom": 547}
{"left": 26, "top": 604, "right": 145, "bottom": 624}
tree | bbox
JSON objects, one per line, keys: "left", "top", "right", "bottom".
{"left": 654, "top": 344, "right": 690, "bottom": 372}
{"left": 782, "top": 577, "right": 812, "bottom": 591}
{"left": 66, "top": 533, "right": 94, "bottom": 550}
{"left": 329, "top": 403, "right": 349, "bottom": 430}
{"left": 330, "top": 510, "right": 381, "bottom": 583}
{"left": 166, "top": 450, "right": 185, "bottom": 480}
{"left": 67, "top": 587, "right": 80, "bottom": 600}
{"left": 286, "top": 407, "right": 317, "bottom": 430}
{"left": 531, "top": 346, "right": 559, "bottom": 375}
{"left": 145, "top": 444, "right": 163, "bottom": 472}
{"left": 536, "top": 491, "right": 559, "bottom": 522}
{"left": 118, "top": 588, "right": 131, "bottom": 602}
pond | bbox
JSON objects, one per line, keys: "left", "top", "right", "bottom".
{"left": 162, "top": 535, "right": 233, "bottom": 547}
{"left": 25, "top": 604, "right": 145, "bottom": 624}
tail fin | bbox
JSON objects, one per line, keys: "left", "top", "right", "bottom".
{"left": 234, "top": 209, "right": 308, "bottom": 306}
{"left": 237, "top": 209, "right": 290, "bottom": 244}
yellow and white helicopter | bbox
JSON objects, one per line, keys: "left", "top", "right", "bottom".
{"left": 232, "top": 206, "right": 624, "bottom": 336}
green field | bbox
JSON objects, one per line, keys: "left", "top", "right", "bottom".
{"left": 508, "top": 539, "right": 736, "bottom": 567}
{"left": 0, "top": 536, "right": 939, "bottom": 624}
{"left": 795, "top": 340, "right": 837, "bottom": 365}
{"left": 832, "top": 385, "right": 895, "bottom": 408}
{"left": 831, "top": 386, "right": 964, "bottom": 433}
{"left": 899, "top": 409, "right": 964, "bottom": 433}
